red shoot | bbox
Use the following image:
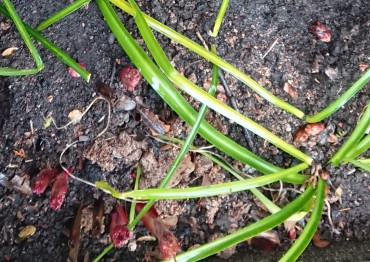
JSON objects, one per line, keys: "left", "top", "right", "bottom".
{"left": 68, "top": 63, "right": 86, "bottom": 78}
{"left": 49, "top": 169, "right": 70, "bottom": 210}
{"left": 309, "top": 21, "right": 331, "bottom": 42}
{"left": 119, "top": 66, "right": 142, "bottom": 91}
{"left": 110, "top": 205, "right": 130, "bottom": 247}
{"left": 31, "top": 168, "right": 58, "bottom": 195}
{"left": 136, "top": 203, "right": 180, "bottom": 259}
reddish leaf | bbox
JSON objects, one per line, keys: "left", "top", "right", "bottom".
{"left": 309, "top": 21, "right": 331, "bottom": 42}
{"left": 68, "top": 63, "right": 86, "bottom": 78}
{"left": 119, "top": 66, "right": 142, "bottom": 91}
{"left": 50, "top": 169, "right": 70, "bottom": 210}
{"left": 110, "top": 205, "right": 130, "bottom": 247}
{"left": 31, "top": 168, "right": 58, "bottom": 195}
{"left": 136, "top": 203, "right": 180, "bottom": 259}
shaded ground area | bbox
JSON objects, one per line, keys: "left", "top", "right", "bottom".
{"left": 0, "top": 0, "right": 369, "bottom": 261}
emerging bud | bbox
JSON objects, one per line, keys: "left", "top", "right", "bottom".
{"left": 119, "top": 66, "right": 142, "bottom": 91}
{"left": 31, "top": 168, "right": 58, "bottom": 195}
{"left": 136, "top": 203, "right": 180, "bottom": 259}
{"left": 110, "top": 205, "right": 130, "bottom": 247}
{"left": 49, "top": 169, "right": 70, "bottom": 210}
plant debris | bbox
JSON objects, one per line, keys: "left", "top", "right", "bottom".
{"left": 16, "top": 225, "right": 36, "bottom": 243}
{"left": 68, "top": 63, "right": 86, "bottom": 78}
{"left": 110, "top": 205, "right": 130, "bottom": 248}
{"left": 2, "top": 46, "right": 18, "bottom": 56}
{"left": 119, "top": 65, "right": 142, "bottom": 91}
{"left": 68, "top": 204, "right": 84, "bottom": 262}
{"left": 309, "top": 21, "right": 331, "bottom": 42}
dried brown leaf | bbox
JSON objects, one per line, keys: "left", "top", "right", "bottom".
{"left": 248, "top": 230, "right": 281, "bottom": 252}
{"left": 92, "top": 197, "right": 104, "bottom": 237}
{"left": 312, "top": 231, "right": 331, "bottom": 248}
{"left": 11, "top": 174, "right": 32, "bottom": 196}
{"left": 69, "top": 204, "right": 84, "bottom": 262}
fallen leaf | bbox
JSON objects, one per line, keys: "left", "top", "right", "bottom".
{"left": 325, "top": 67, "right": 339, "bottom": 80}
{"left": 283, "top": 81, "right": 298, "bottom": 99}
{"left": 11, "top": 174, "right": 32, "bottom": 196}
{"left": 68, "top": 109, "right": 83, "bottom": 124}
{"left": 309, "top": 21, "right": 331, "bottom": 42}
{"left": 139, "top": 108, "right": 167, "bottom": 135}
{"left": 312, "top": 231, "right": 331, "bottom": 248}
{"left": 16, "top": 225, "right": 36, "bottom": 243}
{"left": 69, "top": 204, "right": 84, "bottom": 262}
{"left": 2, "top": 47, "right": 18, "bottom": 56}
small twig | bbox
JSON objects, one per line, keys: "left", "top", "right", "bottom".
{"left": 261, "top": 38, "right": 278, "bottom": 59}
{"left": 196, "top": 31, "right": 209, "bottom": 51}
{"left": 218, "top": 70, "right": 255, "bottom": 151}
{"left": 324, "top": 199, "right": 335, "bottom": 231}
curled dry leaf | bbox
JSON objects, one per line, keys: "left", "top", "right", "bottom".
{"left": 16, "top": 225, "right": 36, "bottom": 243}
{"left": 309, "top": 21, "right": 331, "bottom": 42}
{"left": 68, "top": 63, "right": 86, "bottom": 78}
{"left": 119, "top": 65, "right": 142, "bottom": 91}
{"left": 139, "top": 108, "right": 168, "bottom": 135}
{"left": 68, "top": 109, "right": 83, "bottom": 124}
{"left": 2, "top": 47, "right": 18, "bottom": 56}
{"left": 312, "top": 231, "right": 331, "bottom": 248}
{"left": 247, "top": 230, "right": 281, "bottom": 252}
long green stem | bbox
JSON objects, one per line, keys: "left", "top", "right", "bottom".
{"left": 37, "top": 0, "right": 91, "bottom": 31}
{"left": 96, "top": 163, "right": 309, "bottom": 200}
{"left": 0, "top": 5, "right": 91, "bottom": 81}
{"left": 279, "top": 179, "right": 326, "bottom": 262}
{"left": 348, "top": 159, "right": 370, "bottom": 173}
{"left": 211, "top": 0, "right": 229, "bottom": 37}
{"left": 97, "top": 0, "right": 299, "bottom": 179}
{"left": 306, "top": 68, "right": 370, "bottom": 123}
{"left": 110, "top": 0, "right": 305, "bottom": 118}
{"left": 344, "top": 133, "right": 370, "bottom": 160}
{"left": 128, "top": 45, "right": 219, "bottom": 230}
{"left": 329, "top": 103, "right": 370, "bottom": 166}
{"left": 92, "top": 243, "right": 114, "bottom": 262}
{"left": 0, "top": 0, "right": 44, "bottom": 75}
{"left": 127, "top": 0, "right": 312, "bottom": 165}
{"left": 169, "top": 185, "right": 316, "bottom": 262}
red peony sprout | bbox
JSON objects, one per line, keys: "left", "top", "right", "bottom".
{"left": 49, "top": 169, "right": 70, "bottom": 210}
{"left": 31, "top": 168, "right": 58, "bottom": 195}
{"left": 119, "top": 66, "right": 142, "bottom": 91}
{"left": 110, "top": 205, "right": 130, "bottom": 247}
{"left": 136, "top": 203, "right": 180, "bottom": 259}
{"left": 309, "top": 21, "right": 331, "bottom": 42}
{"left": 68, "top": 63, "right": 86, "bottom": 78}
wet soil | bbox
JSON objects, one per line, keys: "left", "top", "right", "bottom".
{"left": 0, "top": 0, "right": 369, "bottom": 261}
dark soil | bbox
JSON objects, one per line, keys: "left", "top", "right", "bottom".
{"left": 1, "top": 0, "right": 369, "bottom": 261}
